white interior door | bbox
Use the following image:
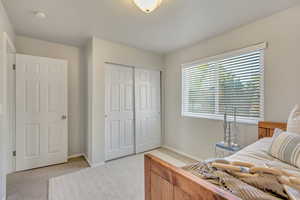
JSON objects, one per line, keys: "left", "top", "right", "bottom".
{"left": 135, "top": 69, "right": 161, "bottom": 153}
{"left": 16, "top": 54, "right": 68, "bottom": 171}
{"left": 105, "top": 64, "right": 135, "bottom": 160}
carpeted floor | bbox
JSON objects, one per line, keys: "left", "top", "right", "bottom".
{"left": 50, "top": 154, "right": 144, "bottom": 200}
{"left": 7, "top": 157, "right": 89, "bottom": 200}
{"left": 6, "top": 148, "right": 196, "bottom": 200}
{"left": 49, "top": 148, "right": 196, "bottom": 200}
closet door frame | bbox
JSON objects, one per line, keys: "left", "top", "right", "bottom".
{"left": 104, "top": 62, "right": 162, "bottom": 160}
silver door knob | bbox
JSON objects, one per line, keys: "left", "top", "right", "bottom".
{"left": 61, "top": 115, "right": 67, "bottom": 120}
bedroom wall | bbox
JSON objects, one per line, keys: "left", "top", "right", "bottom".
{"left": 0, "top": 1, "right": 15, "bottom": 200}
{"left": 86, "top": 37, "right": 164, "bottom": 165}
{"left": 0, "top": 2, "right": 15, "bottom": 42}
{"left": 164, "top": 5, "right": 300, "bottom": 160}
{"left": 15, "top": 36, "right": 86, "bottom": 157}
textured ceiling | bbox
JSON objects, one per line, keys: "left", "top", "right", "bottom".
{"left": 3, "top": 0, "right": 300, "bottom": 53}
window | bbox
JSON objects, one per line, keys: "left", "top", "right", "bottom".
{"left": 182, "top": 43, "right": 265, "bottom": 124}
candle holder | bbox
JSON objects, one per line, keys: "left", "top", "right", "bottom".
{"left": 221, "top": 108, "right": 240, "bottom": 148}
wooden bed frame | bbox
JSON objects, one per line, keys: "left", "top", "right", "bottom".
{"left": 145, "top": 121, "right": 287, "bottom": 200}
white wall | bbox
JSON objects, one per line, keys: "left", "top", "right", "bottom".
{"left": 86, "top": 37, "right": 164, "bottom": 165}
{"left": 164, "top": 5, "right": 300, "bottom": 160}
{"left": 0, "top": 0, "right": 15, "bottom": 115}
{"left": 15, "top": 36, "right": 86, "bottom": 157}
{"left": 0, "top": 2, "right": 15, "bottom": 41}
{"left": 0, "top": 1, "right": 15, "bottom": 199}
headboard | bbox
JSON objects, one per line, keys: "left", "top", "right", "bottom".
{"left": 258, "top": 121, "right": 287, "bottom": 139}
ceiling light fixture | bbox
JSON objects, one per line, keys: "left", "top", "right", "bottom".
{"left": 133, "top": 0, "right": 162, "bottom": 13}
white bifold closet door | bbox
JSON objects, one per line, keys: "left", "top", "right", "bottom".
{"left": 105, "top": 64, "right": 135, "bottom": 160}
{"left": 105, "top": 64, "right": 161, "bottom": 160}
{"left": 16, "top": 54, "right": 68, "bottom": 171}
{"left": 134, "top": 69, "right": 161, "bottom": 153}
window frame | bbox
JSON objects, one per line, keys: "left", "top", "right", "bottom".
{"left": 181, "top": 43, "right": 266, "bottom": 124}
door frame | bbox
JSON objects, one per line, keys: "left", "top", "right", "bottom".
{"left": 1, "top": 32, "right": 16, "bottom": 200}
{"left": 2, "top": 32, "right": 16, "bottom": 174}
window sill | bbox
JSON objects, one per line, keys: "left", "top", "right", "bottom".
{"left": 182, "top": 113, "right": 261, "bottom": 125}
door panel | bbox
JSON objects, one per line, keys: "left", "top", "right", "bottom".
{"left": 48, "top": 82, "right": 63, "bottom": 112}
{"left": 48, "top": 123, "right": 62, "bottom": 153}
{"left": 16, "top": 54, "right": 68, "bottom": 171}
{"left": 135, "top": 69, "right": 161, "bottom": 153}
{"left": 25, "top": 80, "right": 40, "bottom": 113}
{"left": 105, "top": 64, "right": 134, "bottom": 160}
{"left": 25, "top": 123, "right": 40, "bottom": 158}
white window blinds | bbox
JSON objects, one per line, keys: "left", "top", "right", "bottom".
{"left": 182, "top": 43, "right": 265, "bottom": 123}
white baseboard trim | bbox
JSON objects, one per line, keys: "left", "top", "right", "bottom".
{"left": 6, "top": 168, "right": 15, "bottom": 175}
{"left": 68, "top": 153, "right": 84, "bottom": 159}
{"left": 82, "top": 154, "right": 105, "bottom": 168}
{"left": 91, "top": 162, "right": 105, "bottom": 168}
{"left": 162, "top": 145, "right": 203, "bottom": 161}
{"left": 83, "top": 154, "right": 92, "bottom": 167}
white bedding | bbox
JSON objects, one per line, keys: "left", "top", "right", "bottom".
{"left": 227, "top": 138, "right": 300, "bottom": 176}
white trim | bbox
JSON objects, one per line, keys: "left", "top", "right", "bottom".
{"left": 2, "top": 32, "right": 16, "bottom": 176}
{"left": 68, "top": 153, "right": 84, "bottom": 159}
{"left": 83, "top": 154, "right": 92, "bottom": 167}
{"left": 104, "top": 61, "right": 164, "bottom": 72}
{"left": 64, "top": 60, "right": 69, "bottom": 168}
{"left": 182, "top": 42, "right": 267, "bottom": 68}
{"left": 83, "top": 154, "right": 105, "bottom": 168}
{"left": 3, "top": 32, "right": 15, "bottom": 53}
{"left": 182, "top": 113, "right": 260, "bottom": 125}
{"left": 91, "top": 162, "right": 105, "bottom": 168}
{"left": 162, "top": 145, "right": 203, "bottom": 161}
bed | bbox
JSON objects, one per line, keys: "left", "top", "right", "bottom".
{"left": 144, "top": 121, "right": 296, "bottom": 200}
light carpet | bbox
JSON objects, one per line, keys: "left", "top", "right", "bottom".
{"left": 49, "top": 149, "right": 196, "bottom": 200}
{"left": 7, "top": 157, "right": 89, "bottom": 200}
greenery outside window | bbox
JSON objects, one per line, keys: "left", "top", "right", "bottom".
{"left": 182, "top": 43, "right": 266, "bottom": 124}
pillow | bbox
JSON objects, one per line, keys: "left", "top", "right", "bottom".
{"left": 269, "top": 132, "right": 300, "bottom": 168}
{"left": 272, "top": 128, "right": 283, "bottom": 139}
{"left": 287, "top": 104, "right": 300, "bottom": 134}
